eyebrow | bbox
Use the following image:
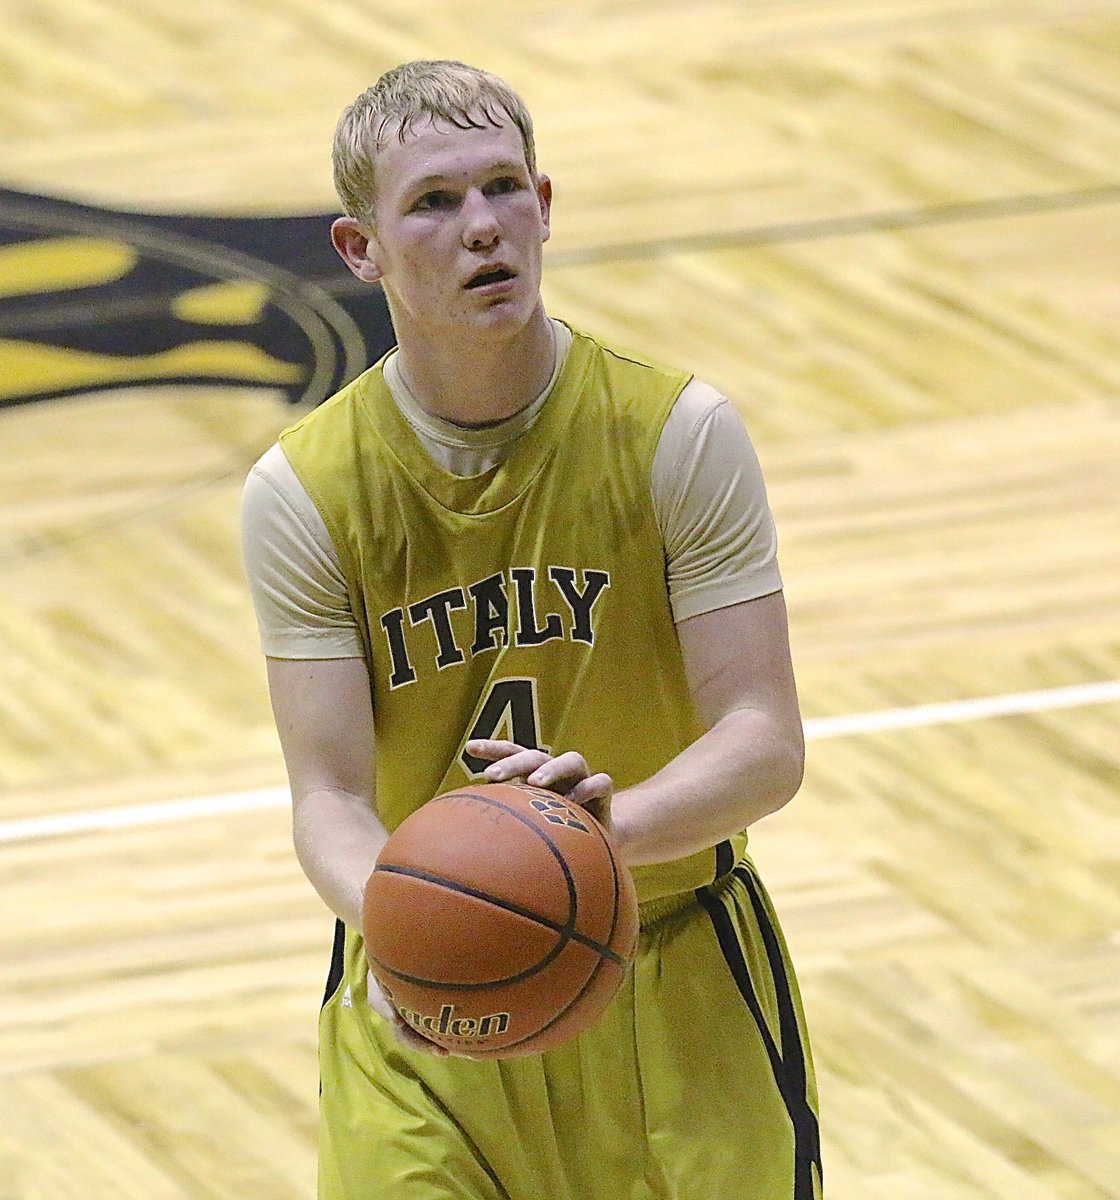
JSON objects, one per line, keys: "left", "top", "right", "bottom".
{"left": 404, "top": 160, "right": 529, "bottom": 194}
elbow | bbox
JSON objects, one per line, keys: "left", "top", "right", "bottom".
{"left": 777, "top": 740, "right": 806, "bottom": 811}
{"left": 762, "top": 728, "right": 805, "bottom": 818}
{"left": 718, "top": 705, "right": 806, "bottom": 823}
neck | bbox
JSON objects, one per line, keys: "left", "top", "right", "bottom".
{"left": 393, "top": 306, "right": 556, "bottom": 427}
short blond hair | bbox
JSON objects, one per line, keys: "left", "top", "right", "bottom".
{"left": 333, "top": 60, "right": 538, "bottom": 227}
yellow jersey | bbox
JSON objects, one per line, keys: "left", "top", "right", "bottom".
{"left": 280, "top": 325, "right": 747, "bottom": 904}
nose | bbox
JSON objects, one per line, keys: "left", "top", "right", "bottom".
{"left": 461, "top": 188, "right": 500, "bottom": 251}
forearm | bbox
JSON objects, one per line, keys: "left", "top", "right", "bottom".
{"left": 293, "top": 786, "right": 390, "bottom": 930}
{"left": 611, "top": 706, "right": 804, "bottom": 867}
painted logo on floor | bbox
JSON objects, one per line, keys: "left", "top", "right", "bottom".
{"left": 0, "top": 187, "right": 395, "bottom": 410}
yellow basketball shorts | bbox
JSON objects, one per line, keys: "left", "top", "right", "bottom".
{"left": 317, "top": 855, "right": 822, "bottom": 1199}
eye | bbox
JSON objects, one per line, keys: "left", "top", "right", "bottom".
{"left": 485, "top": 175, "right": 523, "bottom": 196}
{"left": 412, "top": 190, "right": 456, "bottom": 212}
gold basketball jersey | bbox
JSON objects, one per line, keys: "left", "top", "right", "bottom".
{"left": 280, "top": 324, "right": 748, "bottom": 903}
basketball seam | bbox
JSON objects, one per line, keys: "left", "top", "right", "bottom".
{"left": 490, "top": 788, "right": 634, "bottom": 1052}
{"left": 378, "top": 786, "right": 627, "bottom": 964}
{"left": 478, "top": 797, "right": 632, "bottom": 1053}
{"left": 495, "top": 947, "right": 618, "bottom": 1055}
{"left": 435, "top": 789, "right": 581, "bottom": 928}
{"left": 577, "top": 793, "right": 629, "bottom": 957}
{"left": 367, "top": 872, "right": 575, "bottom": 991}
{"left": 370, "top": 784, "right": 634, "bottom": 1055}
{"left": 372, "top": 863, "right": 627, "bottom": 966}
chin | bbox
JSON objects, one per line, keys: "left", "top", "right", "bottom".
{"left": 471, "top": 299, "right": 537, "bottom": 333}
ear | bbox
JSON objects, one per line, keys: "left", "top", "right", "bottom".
{"left": 331, "top": 217, "right": 384, "bottom": 283}
{"left": 536, "top": 174, "right": 553, "bottom": 244}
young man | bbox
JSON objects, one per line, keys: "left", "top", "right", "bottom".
{"left": 242, "top": 59, "right": 821, "bottom": 1200}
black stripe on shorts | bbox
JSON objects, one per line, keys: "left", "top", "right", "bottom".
{"left": 321, "top": 917, "right": 347, "bottom": 1008}
{"left": 696, "top": 870, "right": 822, "bottom": 1198}
{"left": 714, "top": 838, "right": 735, "bottom": 881}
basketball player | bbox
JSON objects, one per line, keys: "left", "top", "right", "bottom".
{"left": 242, "top": 59, "right": 822, "bottom": 1199}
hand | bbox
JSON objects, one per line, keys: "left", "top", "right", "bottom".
{"left": 465, "top": 739, "right": 614, "bottom": 833}
{"left": 366, "top": 971, "right": 451, "bottom": 1057}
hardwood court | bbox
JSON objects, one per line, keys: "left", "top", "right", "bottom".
{"left": 2, "top": 2, "right": 1119, "bottom": 1197}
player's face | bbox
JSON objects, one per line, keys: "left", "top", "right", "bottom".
{"left": 362, "top": 119, "right": 552, "bottom": 337}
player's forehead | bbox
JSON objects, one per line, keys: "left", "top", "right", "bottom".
{"left": 377, "top": 117, "right": 530, "bottom": 195}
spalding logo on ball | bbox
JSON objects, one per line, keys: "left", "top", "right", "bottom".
{"left": 363, "top": 782, "right": 639, "bottom": 1058}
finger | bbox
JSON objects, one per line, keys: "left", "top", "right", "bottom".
{"left": 524, "top": 750, "right": 590, "bottom": 790}
{"left": 367, "top": 972, "right": 450, "bottom": 1057}
{"left": 393, "top": 1019, "right": 451, "bottom": 1057}
{"left": 568, "top": 780, "right": 614, "bottom": 834}
{"left": 565, "top": 773, "right": 614, "bottom": 807}
{"left": 447, "top": 1047, "right": 485, "bottom": 1062}
{"left": 482, "top": 750, "right": 551, "bottom": 782}
{"left": 366, "top": 971, "right": 396, "bottom": 1019}
{"left": 464, "top": 739, "right": 527, "bottom": 763}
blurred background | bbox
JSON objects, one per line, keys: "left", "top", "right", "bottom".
{"left": 1, "top": 2, "right": 1119, "bottom": 1197}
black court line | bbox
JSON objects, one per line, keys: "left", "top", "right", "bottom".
{"left": 548, "top": 183, "right": 1120, "bottom": 268}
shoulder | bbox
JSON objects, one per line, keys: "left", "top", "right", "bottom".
{"left": 563, "top": 323, "right": 693, "bottom": 397}
{"left": 244, "top": 443, "right": 315, "bottom": 525}
{"left": 279, "top": 359, "right": 389, "bottom": 451}
{"left": 661, "top": 377, "right": 730, "bottom": 438}
{"left": 241, "top": 444, "right": 362, "bottom": 658}
{"left": 242, "top": 443, "right": 337, "bottom": 554}
{"left": 652, "top": 380, "right": 782, "bottom": 622}
{"left": 655, "top": 378, "right": 760, "bottom": 484}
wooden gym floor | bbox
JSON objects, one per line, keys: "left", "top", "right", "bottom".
{"left": 2, "top": 2, "right": 1119, "bottom": 1196}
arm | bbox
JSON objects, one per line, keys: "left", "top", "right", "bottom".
{"left": 470, "top": 386, "right": 802, "bottom": 863}
{"left": 470, "top": 588, "right": 803, "bottom": 866}
{"left": 268, "top": 655, "right": 449, "bottom": 1054}
{"left": 611, "top": 588, "right": 803, "bottom": 865}
{"left": 612, "top": 383, "right": 802, "bottom": 859}
{"left": 265, "top": 655, "right": 385, "bottom": 930}
{"left": 245, "top": 457, "right": 447, "bottom": 1052}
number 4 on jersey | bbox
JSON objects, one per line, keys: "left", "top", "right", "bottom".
{"left": 461, "top": 678, "right": 549, "bottom": 776}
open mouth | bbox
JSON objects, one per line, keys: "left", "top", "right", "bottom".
{"left": 466, "top": 268, "right": 516, "bottom": 289}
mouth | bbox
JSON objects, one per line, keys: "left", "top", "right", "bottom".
{"left": 465, "top": 266, "right": 517, "bottom": 290}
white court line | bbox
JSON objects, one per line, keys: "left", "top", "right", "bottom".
{"left": 0, "top": 786, "right": 288, "bottom": 844}
{"left": 2, "top": 680, "right": 1118, "bottom": 845}
{"left": 801, "top": 678, "right": 1120, "bottom": 739}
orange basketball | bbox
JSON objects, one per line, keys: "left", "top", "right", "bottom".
{"left": 363, "top": 781, "right": 639, "bottom": 1058}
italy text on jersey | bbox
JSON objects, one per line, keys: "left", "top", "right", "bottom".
{"left": 380, "top": 566, "right": 611, "bottom": 689}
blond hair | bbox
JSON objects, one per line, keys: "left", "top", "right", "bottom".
{"left": 333, "top": 60, "right": 538, "bottom": 226}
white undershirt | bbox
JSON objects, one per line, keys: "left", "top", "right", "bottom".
{"left": 242, "top": 321, "right": 781, "bottom": 659}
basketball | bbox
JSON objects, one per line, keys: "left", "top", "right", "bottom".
{"left": 362, "top": 781, "right": 640, "bottom": 1059}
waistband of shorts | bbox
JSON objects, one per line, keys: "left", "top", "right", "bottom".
{"left": 637, "top": 863, "right": 740, "bottom": 928}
